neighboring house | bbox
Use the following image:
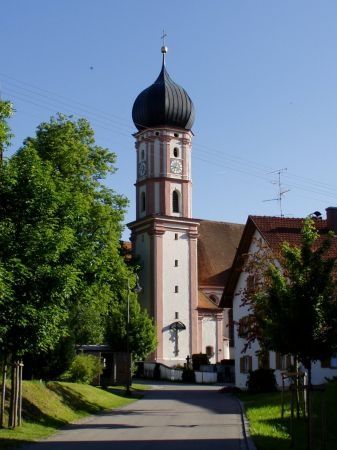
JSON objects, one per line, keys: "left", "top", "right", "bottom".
{"left": 221, "top": 208, "right": 337, "bottom": 388}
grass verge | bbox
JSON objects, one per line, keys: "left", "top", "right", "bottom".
{"left": 238, "top": 380, "right": 337, "bottom": 450}
{"left": 0, "top": 381, "right": 144, "bottom": 449}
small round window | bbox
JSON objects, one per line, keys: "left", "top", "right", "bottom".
{"left": 155, "top": 131, "right": 160, "bottom": 136}
{"left": 174, "top": 133, "right": 179, "bottom": 137}
{"left": 173, "top": 147, "right": 179, "bottom": 157}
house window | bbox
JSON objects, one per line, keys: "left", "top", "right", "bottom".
{"left": 275, "top": 353, "right": 292, "bottom": 371}
{"left": 331, "top": 355, "right": 337, "bottom": 368}
{"left": 322, "top": 354, "right": 337, "bottom": 368}
{"left": 174, "top": 259, "right": 178, "bottom": 267}
{"left": 140, "top": 192, "right": 146, "bottom": 212}
{"left": 228, "top": 309, "right": 234, "bottom": 347}
{"left": 246, "top": 275, "right": 256, "bottom": 292}
{"left": 240, "top": 355, "right": 252, "bottom": 374}
{"left": 172, "top": 190, "right": 180, "bottom": 213}
{"left": 258, "top": 351, "right": 270, "bottom": 370}
{"left": 175, "top": 285, "right": 179, "bottom": 293}
{"left": 173, "top": 147, "right": 179, "bottom": 157}
{"left": 238, "top": 316, "right": 251, "bottom": 338}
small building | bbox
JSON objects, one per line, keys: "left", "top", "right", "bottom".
{"left": 77, "top": 345, "right": 129, "bottom": 386}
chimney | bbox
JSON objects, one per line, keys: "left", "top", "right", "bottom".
{"left": 326, "top": 207, "right": 337, "bottom": 233}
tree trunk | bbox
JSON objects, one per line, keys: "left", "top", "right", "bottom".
{"left": 0, "top": 360, "right": 7, "bottom": 428}
{"left": 9, "top": 360, "right": 20, "bottom": 429}
{"left": 8, "top": 360, "right": 15, "bottom": 428}
{"left": 294, "top": 355, "right": 301, "bottom": 418}
{"left": 307, "top": 360, "right": 312, "bottom": 450}
{"left": 18, "top": 361, "right": 23, "bottom": 427}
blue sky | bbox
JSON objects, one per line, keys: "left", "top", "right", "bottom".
{"left": 2, "top": 1, "right": 337, "bottom": 239}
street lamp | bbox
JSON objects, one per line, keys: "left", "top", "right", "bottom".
{"left": 126, "top": 275, "right": 142, "bottom": 395}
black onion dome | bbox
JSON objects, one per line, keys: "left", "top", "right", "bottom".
{"left": 132, "top": 61, "right": 195, "bottom": 131}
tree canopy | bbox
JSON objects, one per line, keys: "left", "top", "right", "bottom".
{"left": 0, "top": 108, "right": 156, "bottom": 365}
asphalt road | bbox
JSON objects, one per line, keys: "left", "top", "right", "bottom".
{"left": 23, "top": 383, "right": 246, "bottom": 450}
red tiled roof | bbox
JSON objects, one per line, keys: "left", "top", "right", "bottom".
{"left": 251, "top": 216, "right": 337, "bottom": 256}
{"left": 197, "top": 220, "right": 244, "bottom": 287}
{"left": 220, "top": 215, "right": 337, "bottom": 308}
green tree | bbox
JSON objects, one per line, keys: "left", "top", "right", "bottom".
{"left": 0, "top": 100, "right": 14, "bottom": 161}
{"left": 106, "top": 286, "right": 157, "bottom": 361}
{"left": 0, "top": 110, "right": 156, "bottom": 426}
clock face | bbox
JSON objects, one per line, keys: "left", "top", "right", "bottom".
{"left": 170, "top": 159, "right": 182, "bottom": 174}
{"left": 138, "top": 161, "right": 147, "bottom": 177}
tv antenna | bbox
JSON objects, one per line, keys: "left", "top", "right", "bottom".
{"left": 263, "top": 168, "right": 290, "bottom": 217}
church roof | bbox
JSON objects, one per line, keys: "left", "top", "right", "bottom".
{"left": 197, "top": 220, "right": 244, "bottom": 287}
{"left": 132, "top": 50, "right": 195, "bottom": 131}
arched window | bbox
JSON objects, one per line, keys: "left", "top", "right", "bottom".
{"left": 172, "top": 190, "right": 180, "bottom": 213}
{"left": 141, "top": 149, "right": 145, "bottom": 160}
{"left": 173, "top": 147, "right": 179, "bottom": 157}
{"left": 141, "top": 192, "right": 146, "bottom": 212}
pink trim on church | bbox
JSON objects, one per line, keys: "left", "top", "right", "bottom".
{"left": 189, "top": 230, "right": 199, "bottom": 354}
{"left": 153, "top": 230, "right": 164, "bottom": 360}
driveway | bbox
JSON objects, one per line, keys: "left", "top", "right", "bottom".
{"left": 22, "top": 383, "right": 247, "bottom": 450}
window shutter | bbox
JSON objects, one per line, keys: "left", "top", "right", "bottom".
{"left": 286, "top": 355, "right": 292, "bottom": 369}
{"left": 248, "top": 356, "right": 253, "bottom": 372}
{"left": 238, "top": 319, "right": 243, "bottom": 337}
{"left": 276, "top": 353, "right": 281, "bottom": 370}
{"left": 240, "top": 357, "right": 244, "bottom": 373}
{"left": 265, "top": 352, "right": 270, "bottom": 369}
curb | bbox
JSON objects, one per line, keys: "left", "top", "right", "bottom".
{"left": 236, "top": 397, "right": 257, "bottom": 450}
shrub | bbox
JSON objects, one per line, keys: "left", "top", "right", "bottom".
{"left": 247, "top": 368, "right": 277, "bottom": 393}
{"left": 182, "top": 368, "right": 195, "bottom": 383}
{"left": 192, "top": 353, "right": 209, "bottom": 371}
{"left": 61, "top": 354, "right": 103, "bottom": 384}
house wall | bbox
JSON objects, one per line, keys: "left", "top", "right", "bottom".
{"left": 233, "top": 230, "right": 261, "bottom": 388}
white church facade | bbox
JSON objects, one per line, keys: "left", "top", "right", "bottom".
{"left": 128, "top": 46, "right": 244, "bottom": 366}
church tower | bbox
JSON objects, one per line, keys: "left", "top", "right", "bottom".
{"left": 128, "top": 46, "right": 200, "bottom": 365}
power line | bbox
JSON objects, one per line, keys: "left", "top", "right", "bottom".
{"left": 2, "top": 72, "right": 337, "bottom": 203}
